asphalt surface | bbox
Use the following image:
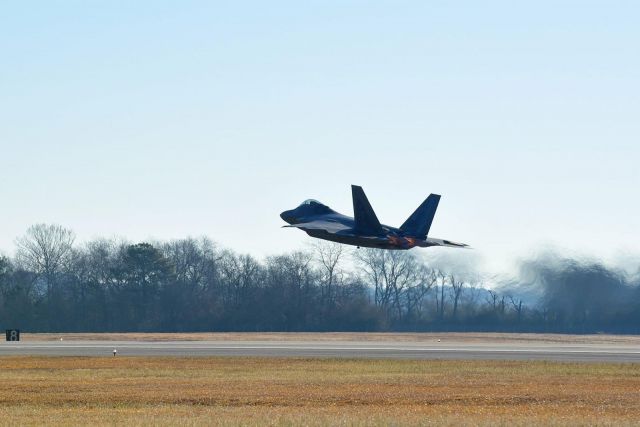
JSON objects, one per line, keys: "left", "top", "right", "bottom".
{"left": 2, "top": 340, "right": 640, "bottom": 362}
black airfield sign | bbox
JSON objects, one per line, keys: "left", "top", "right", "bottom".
{"left": 5, "top": 329, "right": 20, "bottom": 341}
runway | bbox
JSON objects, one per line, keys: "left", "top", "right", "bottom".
{"left": 2, "top": 339, "right": 640, "bottom": 362}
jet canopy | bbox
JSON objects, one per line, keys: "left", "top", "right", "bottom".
{"left": 295, "top": 199, "right": 334, "bottom": 215}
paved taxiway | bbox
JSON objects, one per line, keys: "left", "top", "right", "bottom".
{"left": 2, "top": 340, "right": 639, "bottom": 362}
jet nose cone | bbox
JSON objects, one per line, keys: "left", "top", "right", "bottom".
{"left": 280, "top": 210, "right": 296, "bottom": 224}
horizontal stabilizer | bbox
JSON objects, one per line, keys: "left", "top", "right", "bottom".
{"left": 427, "top": 237, "right": 470, "bottom": 249}
{"left": 442, "top": 239, "right": 469, "bottom": 248}
{"left": 400, "top": 194, "right": 440, "bottom": 239}
{"left": 352, "top": 185, "right": 383, "bottom": 236}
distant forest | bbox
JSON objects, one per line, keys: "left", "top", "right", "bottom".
{"left": 1, "top": 224, "right": 639, "bottom": 334}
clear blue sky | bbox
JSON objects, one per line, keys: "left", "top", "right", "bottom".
{"left": 1, "top": 1, "right": 638, "bottom": 268}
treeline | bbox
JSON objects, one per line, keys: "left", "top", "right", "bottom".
{"left": 0, "top": 224, "right": 639, "bottom": 333}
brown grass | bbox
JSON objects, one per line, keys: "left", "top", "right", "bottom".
{"left": 0, "top": 356, "right": 639, "bottom": 426}
{"left": 22, "top": 331, "right": 640, "bottom": 344}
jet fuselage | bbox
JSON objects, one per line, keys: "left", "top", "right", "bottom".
{"left": 280, "top": 200, "right": 464, "bottom": 250}
{"left": 281, "top": 210, "right": 430, "bottom": 249}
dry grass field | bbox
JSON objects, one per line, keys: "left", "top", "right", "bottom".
{"left": 0, "top": 356, "right": 639, "bottom": 426}
{"left": 22, "top": 331, "right": 640, "bottom": 345}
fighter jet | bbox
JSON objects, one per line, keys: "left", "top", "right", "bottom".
{"left": 280, "top": 185, "right": 468, "bottom": 250}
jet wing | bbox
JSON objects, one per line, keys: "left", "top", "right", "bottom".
{"left": 283, "top": 220, "right": 350, "bottom": 234}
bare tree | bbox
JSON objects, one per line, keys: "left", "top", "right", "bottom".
{"left": 15, "top": 224, "right": 75, "bottom": 299}
{"left": 435, "top": 270, "right": 448, "bottom": 320}
{"left": 405, "top": 266, "right": 437, "bottom": 320}
{"left": 163, "top": 237, "right": 221, "bottom": 292}
{"left": 0, "top": 256, "right": 11, "bottom": 309}
{"left": 354, "top": 249, "right": 430, "bottom": 321}
{"left": 508, "top": 295, "right": 524, "bottom": 322}
{"left": 219, "top": 251, "right": 262, "bottom": 308}
{"left": 265, "top": 251, "right": 316, "bottom": 330}
{"left": 486, "top": 289, "right": 500, "bottom": 312}
{"left": 70, "top": 239, "right": 122, "bottom": 329}
{"left": 311, "top": 241, "right": 344, "bottom": 307}
{"left": 449, "top": 274, "right": 465, "bottom": 320}
{"left": 462, "top": 281, "right": 484, "bottom": 317}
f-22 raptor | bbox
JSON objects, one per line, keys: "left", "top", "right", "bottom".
{"left": 280, "top": 185, "right": 468, "bottom": 250}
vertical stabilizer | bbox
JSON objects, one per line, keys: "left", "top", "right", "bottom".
{"left": 399, "top": 194, "right": 440, "bottom": 239}
{"left": 351, "top": 185, "right": 383, "bottom": 235}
